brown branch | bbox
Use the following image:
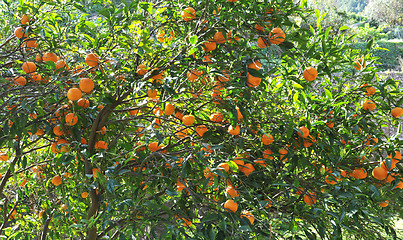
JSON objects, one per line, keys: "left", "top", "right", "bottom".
{"left": 40, "top": 209, "right": 55, "bottom": 240}
{"left": 0, "top": 34, "right": 15, "bottom": 49}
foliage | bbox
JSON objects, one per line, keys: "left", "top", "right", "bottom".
{"left": 350, "top": 23, "right": 389, "bottom": 42}
{"left": 363, "top": 0, "right": 403, "bottom": 26}
{"left": 0, "top": 0, "right": 402, "bottom": 239}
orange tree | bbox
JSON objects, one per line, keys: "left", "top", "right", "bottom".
{"left": 0, "top": 0, "right": 402, "bottom": 239}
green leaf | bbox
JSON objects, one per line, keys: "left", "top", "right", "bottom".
{"left": 339, "top": 25, "right": 349, "bottom": 31}
{"left": 324, "top": 88, "right": 332, "bottom": 99}
{"left": 190, "top": 35, "right": 198, "bottom": 45}
{"left": 366, "top": 37, "right": 374, "bottom": 50}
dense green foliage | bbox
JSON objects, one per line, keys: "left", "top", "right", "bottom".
{"left": 0, "top": 0, "right": 402, "bottom": 239}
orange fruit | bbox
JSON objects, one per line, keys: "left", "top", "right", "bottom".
{"left": 225, "top": 185, "right": 239, "bottom": 198}
{"left": 354, "top": 58, "right": 366, "bottom": 70}
{"left": 20, "top": 14, "right": 31, "bottom": 25}
{"left": 77, "top": 98, "right": 90, "bottom": 108}
{"left": 81, "top": 192, "right": 89, "bottom": 198}
{"left": 326, "top": 121, "right": 334, "bottom": 128}
{"left": 255, "top": 24, "right": 265, "bottom": 32}
{"left": 262, "top": 149, "right": 274, "bottom": 159}
{"left": 79, "top": 78, "right": 95, "bottom": 93}
{"left": 298, "top": 126, "right": 309, "bottom": 138}
{"left": 148, "top": 141, "right": 160, "bottom": 152}
{"left": 246, "top": 73, "right": 261, "bottom": 87}
{"left": 187, "top": 69, "right": 202, "bottom": 82}
{"left": 0, "top": 152, "right": 9, "bottom": 161}
{"left": 388, "top": 151, "right": 401, "bottom": 161}
{"left": 85, "top": 53, "right": 100, "bottom": 67}
{"left": 362, "top": 100, "right": 375, "bottom": 111}
{"left": 218, "top": 162, "right": 229, "bottom": 172}
{"left": 181, "top": 7, "right": 196, "bottom": 21}
{"left": 195, "top": 125, "right": 208, "bottom": 137}
{"left": 372, "top": 166, "right": 388, "bottom": 180}
{"left": 14, "top": 76, "right": 27, "bottom": 86}
{"left": 30, "top": 72, "right": 42, "bottom": 82}
{"left": 42, "top": 52, "right": 58, "bottom": 63}
{"left": 56, "top": 60, "right": 68, "bottom": 70}
{"left": 203, "top": 40, "right": 216, "bottom": 52}
{"left": 164, "top": 103, "right": 175, "bottom": 115}
{"left": 22, "top": 62, "right": 36, "bottom": 73}
{"left": 224, "top": 199, "right": 238, "bottom": 212}
{"left": 23, "top": 39, "right": 38, "bottom": 49}
{"left": 137, "top": 64, "right": 148, "bottom": 75}
{"left": 14, "top": 27, "right": 28, "bottom": 39}
{"left": 51, "top": 175, "right": 62, "bottom": 186}
{"left": 65, "top": 113, "right": 78, "bottom": 126}
{"left": 92, "top": 168, "right": 101, "bottom": 178}
{"left": 365, "top": 86, "right": 376, "bottom": 96}
{"left": 279, "top": 149, "right": 288, "bottom": 162}
{"left": 217, "top": 70, "right": 229, "bottom": 82}
{"left": 379, "top": 200, "right": 389, "bottom": 207}
{"left": 240, "top": 210, "right": 254, "bottom": 225}
{"left": 210, "top": 113, "right": 224, "bottom": 123}
{"left": 67, "top": 88, "right": 82, "bottom": 101}
{"left": 325, "top": 175, "right": 337, "bottom": 185}
{"left": 214, "top": 31, "right": 226, "bottom": 44}
{"left": 391, "top": 107, "right": 403, "bottom": 118}
{"left": 248, "top": 60, "right": 262, "bottom": 70}
{"left": 147, "top": 89, "right": 158, "bottom": 98}
{"left": 56, "top": 139, "right": 70, "bottom": 152}
{"left": 257, "top": 37, "right": 268, "bottom": 48}
{"left": 240, "top": 163, "right": 255, "bottom": 177}
{"left": 262, "top": 134, "right": 274, "bottom": 145}
{"left": 228, "top": 125, "right": 240, "bottom": 135}
{"left": 304, "top": 192, "right": 317, "bottom": 205}
{"left": 53, "top": 125, "right": 64, "bottom": 136}
{"left": 182, "top": 115, "right": 195, "bottom": 126}
{"left": 94, "top": 141, "right": 107, "bottom": 149}
{"left": 303, "top": 67, "right": 318, "bottom": 81}
{"left": 350, "top": 168, "right": 367, "bottom": 179}
{"left": 269, "top": 27, "right": 285, "bottom": 45}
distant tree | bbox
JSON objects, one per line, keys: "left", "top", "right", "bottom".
{"left": 337, "top": 0, "right": 368, "bottom": 13}
{"left": 364, "top": 0, "right": 403, "bottom": 26}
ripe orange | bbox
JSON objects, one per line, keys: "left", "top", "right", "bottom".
{"left": 365, "top": 86, "right": 376, "bottom": 96}
{"left": 53, "top": 125, "right": 64, "bottom": 136}
{"left": 354, "top": 58, "right": 366, "bottom": 70}
{"left": 279, "top": 149, "right": 288, "bottom": 162}
{"left": 226, "top": 185, "right": 239, "bottom": 198}
{"left": 241, "top": 210, "right": 254, "bottom": 225}
{"left": 164, "top": 103, "right": 175, "bottom": 115}
{"left": 77, "top": 98, "right": 90, "bottom": 108}
{"left": 94, "top": 141, "right": 107, "bottom": 149}
{"left": 56, "top": 139, "right": 70, "bottom": 152}
{"left": 67, "top": 88, "right": 82, "bottom": 101}
{"left": 214, "top": 31, "right": 226, "bottom": 44}
{"left": 263, "top": 149, "right": 274, "bottom": 159}
{"left": 303, "top": 67, "right": 318, "bottom": 81}
{"left": 246, "top": 73, "right": 261, "bottom": 87}
{"left": 56, "top": 60, "right": 68, "bottom": 70}
{"left": 182, "top": 115, "right": 195, "bottom": 126}
{"left": 30, "top": 72, "right": 42, "bottom": 82}
{"left": 81, "top": 192, "right": 89, "bottom": 198}
{"left": 217, "top": 70, "right": 229, "bottom": 82}
{"left": 304, "top": 192, "right": 317, "bottom": 205}
{"left": 187, "top": 69, "right": 202, "bottom": 82}
{"left": 23, "top": 39, "right": 38, "bottom": 49}
{"left": 147, "top": 89, "right": 158, "bottom": 98}
{"left": 388, "top": 151, "right": 402, "bottom": 161}
{"left": 269, "top": 27, "right": 285, "bottom": 44}
{"left": 240, "top": 163, "right": 255, "bottom": 177}
{"left": 391, "top": 107, "right": 403, "bottom": 118}
{"left": 0, "top": 152, "right": 9, "bottom": 161}
{"left": 85, "top": 53, "right": 100, "bottom": 67}
{"left": 379, "top": 200, "right": 389, "bottom": 207}
{"left": 181, "top": 7, "right": 196, "bottom": 21}
{"left": 148, "top": 141, "right": 160, "bottom": 152}
{"left": 195, "top": 125, "right": 208, "bottom": 137}
{"left": 218, "top": 162, "right": 229, "bottom": 172}
{"left": 257, "top": 37, "right": 268, "bottom": 48}
{"left": 255, "top": 24, "right": 265, "bottom": 32}
{"left": 51, "top": 175, "right": 62, "bottom": 186}
{"left": 14, "top": 76, "right": 27, "bottom": 86}
{"left": 14, "top": 27, "right": 28, "bottom": 39}
{"left": 35, "top": 54, "right": 42, "bottom": 62}
{"left": 350, "top": 168, "right": 367, "bottom": 179}
{"left": 22, "top": 62, "right": 36, "bottom": 74}
{"left": 65, "top": 113, "right": 78, "bottom": 126}
{"left": 210, "top": 113, "right": 224, "bottom": 123}
{"left": 262, "top": 134, "right": 274, "bottom": 145}
{"left": 42, "top": 52, "right": 58, "bottom": 63}
{"left": 248, "top": 60, "right": 262, "bottom": 70}
{"left": 298, "top": 126, "right": 309, "bottom": 138}
{"left": 203, "top": 40, "right": 217, "bottom": 52}
{"left": 92, "top": 168, "right": 101, "bottom": 178}
{"left": 20, "top": 14, "right": 31, "bottom": 25}
{"left": 372, "top": 166, "right": 387, "bottom": 180}
{"left": 137, "top": 64, "right": 148, "bottom": 75}
{"left": 228, "top": 125, "right": 240, "bottom": 135}
{"left": 79, "top": 78, "right": 95, "bottom": 93}
{"left": 224, "top": 199, "right": 238, "bottom": 212}
{"left": 326, "top": 121, "right": 334, "bottom": 128}
{"left": 177, "top": 179, "right": 186, "bottom": 192}
{"left": 362, "top": 100, "right": 375, "bottom": 111}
